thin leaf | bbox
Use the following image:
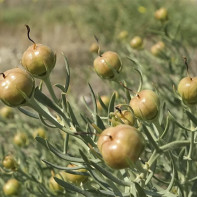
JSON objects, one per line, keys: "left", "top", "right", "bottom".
{"left": 90, "top": 161, "right": 131, "bottom": 186}
{"left": 88, "top": 83, "right": 97, "bottom": 121}
{"left": 185, "top": 109, "right": 197, "bottom": 126}
{"left": 168, "top": 110, "right": 191, "bottom": 131}
{"left": 38, "top": 114, "right": 57, "bottom": 128}
{"left": 18, "top": 107, "right": 39, "bottom": 119}
{"left": 54, "top": 83, "right": 67, "bottom": 92}
{"left": 67, "top": 102, "right": 79, "bottom": 126}
{"left": 96, "top": 115, "right": 106, "bottom": 130}
{"left": 42, "top": 159, "right": 89, "bottom": 176}
{"left": 62, "top": 54, "right": 70, "bottom": 93}
{"left": 34, "top": 88, "right": 70, "bottom": 126}
{"left": 135, "top": 182, "right": 147, "bottom": 197}
{"left": 54, "top": 177, "right": 92, "bottom": 197}
{"left": 98, "top": 94, "right": 108, "bottom": 112}
{"left": 108, "top": 92, "right": 116, "bottom": 124}
{"left": 83, "top": 96, "right": 93, "bottom": 114}
{"left": 35, "top": 137, "right": 99, "bottom": 163}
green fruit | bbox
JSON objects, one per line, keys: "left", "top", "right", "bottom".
{"left": 33, "top": 127, "right": 46, "bottom": 138}
{"left": 49, "top": 174, "right": 64, "bottom": 193}
{"left": 0, "top": 106, "right": 14, "bottom": 119}
{"left": 3, "top": 155, "right": 17, "bottom": 170}
{"left": 130, "top": 90, "right": 160, "bottom": 121}
{"left": 114, "top": 110, "right": 136, "bottom": 126}
{"left": 151, "top": 41, "right": 165, "bottom": 57}
{"left": 178, "top": 77, "right": 197, "bottom": 105}
{"left": 130, "top": 36, "right": 143, "bottom": 49}
{"left": 61, "top": 164, "right": 88, "bottom": 184}
{"left": 97, "top": 125, "right": 144, "bottom": 169}
{"left": 89, "top": 42, "right": 99, "bottom": 53}
{"left": 3, "top": 179, "right": 20, "bottom": 196}
{"left": 13, "top": 132, "right": 28, "bottom": 147}
{"left": 0, "top": 68, "right": 34, "bottom": 107}
{"left": 22, "top": 44, "right": 56, "bottom": 77}
{"left": 97, "top": 95, "right": 110, "bottom": 111}
{"left": 118, "top": 30, "right": 129, "bottom": 40}
{"left": 155, "top": 8, "right": 168, "bottom": 22}
{"left": 93, "top": 51, "right": 122, "bottom": 79}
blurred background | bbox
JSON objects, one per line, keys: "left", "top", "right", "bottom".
{"left": 1, "top": 0, "right": 197, "bottom": 101}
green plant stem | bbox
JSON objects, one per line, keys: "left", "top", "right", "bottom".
{"left": 43, "top": 76, "right": 59, "bottom": 105}
{"left": 160, "top": 140, "right": 190, "bottom": 152}
{"left": 159, "top": 115, "right": 170, "bottom": 139}
{"left": 27, "top": 97, "right": 76, "bottom": 137}
{"left": 185, "top": 108, "right": 196, "bottom": 179}
{"left": 187, "top": 131, "right": 194, "bottom": 159}
{"left": 146, "top": 150, "right": 160, "bottom": 168}
{"left": 63, "top": 133, "right": 69, "bottom": 154}
{"left": 142, "top": 125, "right": 161, "bottom": 153}
{"left": 152, "top": 117, "right": 163, "bottom": 137}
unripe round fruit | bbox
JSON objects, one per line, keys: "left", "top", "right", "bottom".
{"left": 130, "top": 90, "right": 160, "bottom": 121}
{"left": 178, "top": 77, "right": 197, "bottom": 105}
{"left": 118, "top": 30, "right": 129, "bottom": 40}
{"left": 151, "top": 41, "right": 165, "bottom": 57}
{"left": 0, "top": 68, "right": 34, "bottom": 107}
{"left": 49, "top": 174, "right": 64, "bottom": 192}
{"left": 97, "top": 95, "right": 110, "bottom": 111}
{"left": 130, "top": 36, "right": 143, "bottom": 49}
{"left": 13, "top": 132, "right": 28, "bottom": 147}
{"left": 33, "top": 127, "right": 46, "bottom": 138}
{"left": 155, "top": 8, "right": 168, "bottom": 22}
{"left": 3, "top": 179, "right": 20, "bottom": 196}
{"left": 114, "top": 110, "right": 136, "bottom": 126}
{"left": 3, "top": 155, "right": 17, "bottom": 170}
{"left": 89, "top": 42, "right": 99, "bottom": 53}
{"left": 22, "top": 44, "right": 56, "bottom": 77}
{"left": 0, "top": 106, "right": 14, "bottom": 119}
{"left": 61, "top": 164, "right": 88, "bottom": 184}
{"left": 97, "top": 125, "right": 144, "bottom": 169}
{"left": 93, "top": 51, "right": 122, "bottom": 79}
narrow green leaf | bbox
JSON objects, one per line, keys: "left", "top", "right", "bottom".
{"left": 83, "top": 96, "right": 93, "bottom": 114}
{"left": 135, "top": 182, "right": 147, "bottom": 197}
{"left": 35, "top": 137, "right": 99, "bottom": 163}
{"left": 67, "top": 102, "right": 79, "bottom": 126}
{"left": 62, "top": 54, "right": 70, "bottom": 93}
{"left": 38, "top": 114, "right": 57, "bottom": 128}
{"left": 79, "top": 150, "right": 130, "bottom": 187}
{"left": 185, "top": 109, "right": 197, "bottom": 126}
{"left": 61, "top": 93, "right": 67, "bottom": 113}
{"left": 34, "top": 88, "right": 70, "bottom": 125}
{"left": 134, "top": 68, "right": 143, "bottom": 93}
{"left": 91, "top": 161, "right": 131, "bottom": 186}
{"left": 18, "top": 107, "right": 39, "bottom": 119}
{"left": 98, "top": 94, "right": 108, "bottom": 112}
{"left": 54, "top": 177, "right": 92, "bottom": 197}
{"left": 96, "top": 115, "right": 106, "bottom": 130}
{"left": 88, "top": 83, "right": 98, "bottom": 121}
{"left": 42, "top": 159, "right": 89, "bottom": 176}
{"left": 168, "top": 110, "right": 191, "bottom": 131}
{"left": 108, "top": 92, "right": 116, "bottom": 124}
{"left": 79, "top": 150, "right": 112, "bottom": 191}
{"left": 54, "top": 83, "right": 67, "bottom": 92}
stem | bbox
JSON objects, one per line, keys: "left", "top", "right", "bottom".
{"left": 187, "top": 131, "right": 194, "bottom": 159}
{"left": 142, "top": 125, "right": 161, "bottom": 153}
{"left": 152, "top": 117, "right": 163, "bottom": 137}
{"left": 43, "top": 76, "right": 59, "bottom": 105}
{"left": 28, "top": 99, "right": 61, "bottom": 128}
{"left": 147, "top": 150, "right": 160, "bottom": 167}
{"left": 63, "top": 133, "right": 69, "bottom": 154}
{"left": 160, "top": 140, "right": 190, "bottom": 152}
